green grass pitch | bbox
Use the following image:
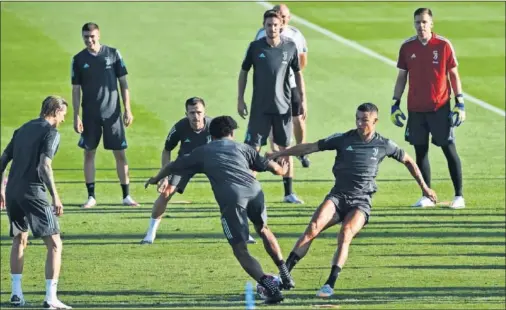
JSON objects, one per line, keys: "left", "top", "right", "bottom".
{"left": 1, "top": 2, "right": 504, "bottom": 309}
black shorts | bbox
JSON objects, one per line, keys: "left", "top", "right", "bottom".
{"left": 167, "top": 174, "right": 193, "bottom": 194}
{"left": 324, "top": 193, "right": 371, "bottom": 225}
{"left": 405, "top": 102, "right": 454, "bottom": 147}
{"left": 290, "top": 87, "right": 303, "bottom": 117}
{"left": 245, "top": 113, "right": 292, "bottom": 148}
{"left": 6, "top": 193, "right": 60, "bottom": 238}
{"left": 220, "top": 192, "right": 267, "bottom": 245}
{"left": 78, "top": 112, "right": 127, "bottom": 151}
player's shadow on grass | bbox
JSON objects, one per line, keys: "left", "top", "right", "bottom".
{"left": 352, "top": 241, "right": 506, "bottom": 246}
{"left": 293, "top": 286, "right": 506, "bottom": 300}
{"left": 370, "top": 252, "right": 506, "bottom": 257}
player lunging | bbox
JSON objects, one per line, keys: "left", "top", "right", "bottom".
{"left": 140, "top": 97, "right": 257, "bottom": 244}
{"left": 145, "top": 116, "right": 295, "bottom": 304}
{"left": 269, "top": 103, "right": 437, "bottom": 297}
{"left": 141, "top": 97, "right": 212, "bottom": 244}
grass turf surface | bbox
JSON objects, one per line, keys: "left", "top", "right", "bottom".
{"left": 1, "top": 2, "right": 504, "bottom": 309}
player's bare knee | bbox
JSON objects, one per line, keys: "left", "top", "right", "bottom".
{"left": 305, "top": 221, "right": 321, "bottom": 239}
{"left": 43, "top": 234, "right": 62, "bottom": 253}
{"left": 84, "top": 149, "right": 96, "bottom": 161}
{"left": 339, "top": 226, "right": 354, "bottom": 244}
{"left": 113, "top": 150, "right": 127, "bottom": 163}
{"left": 162, "top": 185, "right": 177, "bottom": 199}
{"left": 13, "top": 232, "right": 29, "bottom": 249}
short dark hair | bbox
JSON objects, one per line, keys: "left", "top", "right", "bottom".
{"left": 414, "top": 8, "right": 432, "bottom": 18}
{"left": 185, "top": 97, "right": 205, "bottom": 110}
{"left": 209, "top": 116, "right": 238, "bottom": 139}
{"left": 263, "top": 9, "right": 282, "bottom": 23}
{"left": 40, "top": 95, "right": 68, "bottom": 118}
{"left": 357, "top": 102, "right": 378, "bottom": 114}
{"left": 82, "top": 22, "right": 99, "bottom": 32}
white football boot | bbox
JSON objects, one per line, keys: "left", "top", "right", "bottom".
{"left": 316, "top": 284, "right": 334, "bottom": 298}
{"left": 283, "top": 193, "right": 304, "bottom": 204}
{"left": 82, "top": 196, "right": 96, "bottom": 209}
{"left": 412, "top": 196, "right": 436, "bottom": 208}
{"left": 449, "top": 196, "right": 465, "bottom": 209}
{"left": 123, "top": 195, "right": 140, "bottom": 207}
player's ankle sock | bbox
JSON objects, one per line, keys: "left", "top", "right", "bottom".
{"left": 286, "top": 252, "right": 301, "bottom": 272}
{"left": 85, "top": 182, "right": 95, "bottom": 199}
{"left": 324, "top": 265, "right": 341, "bottom": 289}
{"left": 146, "top": 218, "right": 161, "bottom": 240}
{"left": 442, "top": 144, "right": 463, "bottom": 196}
{"left": 45, "top": 279, "right": 58, "bottom": 301}
{"left": 259, "top": 275, "right": 280, "bottom": 295}
{"left": 11, "top": 274, "right": 22, "bottom": 296}
{"left": 275, "top": 260, "right": 290, "bottom": 279}
{"left": 121, "top": 184, "right": 129, "bottom": 199}
{"left": 283, "top": 177, "right": 293, "bottom": 196}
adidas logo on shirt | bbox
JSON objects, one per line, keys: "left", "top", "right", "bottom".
{"left": 259, "top": 53, "right": 266, "bottom": 58}
{"left": 83, "top": 63, "right": 90, "bottom": 69}
{"left": 346, "top": 146, "right": 353, "bottom": 151}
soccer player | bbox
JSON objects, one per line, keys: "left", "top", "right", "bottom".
{"left": 71, "top": 22, "right": 139, "bottom": 208}
{"left": 145, "top": 116, "right": 295, "bottom": 304}
{"left": 141, "top": 97, "right": 211, "bottom": 244}
{"left": 254, "top": 4, "right": 310, "bottom": 168}
{"left": 390, "top": 8, "right": 465, "bottom": 209}
{"left": 140, "top": 97, "right": 258, "bottom": 244}
{"left": 238, "top": 9, "right": 307, "bottom": 204}
{"left": 0, "top": 96, "right": 71, "bottom": 309}
{"left": 268, "top": 103, "right": 437, "bottom": 297}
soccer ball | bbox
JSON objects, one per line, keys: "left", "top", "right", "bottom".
{"left": 256, "top": 274, "right": 280, "bottom": 300}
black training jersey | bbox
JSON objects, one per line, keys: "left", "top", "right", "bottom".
{"left": 317, "top": 130, "right": 405, "bottom": 196}
{"left": 164, "top": 116, "right": 213, "bottom": 158}
{"left": 3, "top": 118, "right": 60, "bottom": 196}
{"left": 71, "top": 45, "right": 128, "bottom": 119}
{"left": 242, "top": 37, "right": 300, "bottom": 115}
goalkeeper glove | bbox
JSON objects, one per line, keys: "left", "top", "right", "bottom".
{"left": 390, "top": 98, "right": 406, "bottom": 127}
{"left": 449, "top": 94, "right": 466, "bottom": 127}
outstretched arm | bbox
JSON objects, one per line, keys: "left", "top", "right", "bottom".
{"left": 270, "top": 142, "right": 320, "bottom": 159}
{"left": 402, "top": 153, "right": 437, "bottom": 202}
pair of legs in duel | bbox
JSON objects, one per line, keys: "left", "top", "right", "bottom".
{"left": 220, "top": 191, "right": 295, "bottom": 304}
{"left": 285, "top": 193, "right": 371, "bottom": 297}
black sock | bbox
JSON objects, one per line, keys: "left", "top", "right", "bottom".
{"left": 442, "top": 143, "right": 463, "bottom": 196}
{"left": 324, "top": 265, "right": 342, "bottom": 289}
{"left": 283, "top": 177, "right": 293, "bottom": 196}
{"left": 414, "top": 144, "right": 431, "bottom": 192}
{"left": 259, "top": 275, "right": 280, "bottom": 295}
{"left": 86, "top": 183, "right": 95, "bottom": 198}
{"left": 276, "top": 260, "right": 291, "bottom": 281}
{"left": 286, "top": 252, "right": 300, "bottom": 272}
{"left": 121, "top": 184, "right": 129, "bottom": 199}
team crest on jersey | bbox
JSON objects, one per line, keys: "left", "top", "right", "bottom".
{"left": 371, "top": 147, "right": 378, "bottom": 161}
{"left": 432, "top": 50, "right": 439, "bottom": 64}
{"left": 105, "top": 56, "right": 113, "bottom": 69}
{"left": 207, "top": 135, "right": 212, "bottom": 143}
{"left": 282, "top": 51, "right": 288, "bottom": 64}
